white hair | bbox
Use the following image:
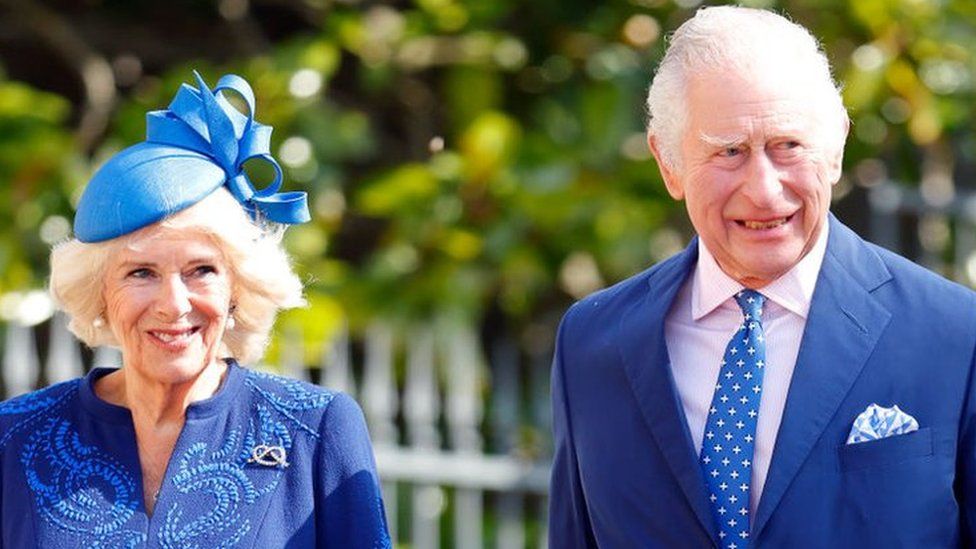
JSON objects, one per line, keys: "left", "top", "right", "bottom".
{"left": 646, "top": 6, "right": 847, "bottom": 170}
{"left": 49, "top": 187, "right": 305, "bottom": 365}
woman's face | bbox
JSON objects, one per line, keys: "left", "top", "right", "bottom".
{"left": 102, "top": 227, "right": 233, "bottom": 386}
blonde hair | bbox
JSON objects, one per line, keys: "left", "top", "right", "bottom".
{"left": 50, "top": 188, "right": 305, "bottom": 364}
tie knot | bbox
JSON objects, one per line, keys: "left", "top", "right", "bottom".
{"left": 735, "top": 289, "right": 765, "bottom": 321}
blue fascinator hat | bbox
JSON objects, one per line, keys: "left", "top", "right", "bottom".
{"left": 74, "top": 71, "right": 310, "bottom": 243}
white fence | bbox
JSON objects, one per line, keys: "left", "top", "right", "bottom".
{"left": 1, "top": 314, "right": 553, "bottom": 548}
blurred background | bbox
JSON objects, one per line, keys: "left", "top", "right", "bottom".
{"left": 2, "top": 0, "right": 976, "bottom": 547}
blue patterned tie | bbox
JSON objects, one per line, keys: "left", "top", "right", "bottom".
{"left": 699, "top": 289, "right": 766, "bottom": 549}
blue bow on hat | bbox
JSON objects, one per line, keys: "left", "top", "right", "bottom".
{"left": 74, "top": 71, "right": 310, "bottom": 243}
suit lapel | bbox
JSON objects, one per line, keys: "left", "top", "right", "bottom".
{"left": 617, "top": 240, "right": 720, "bottom": 545}
{"left": 752, "top": 217, "right": 892, "bottom": 537}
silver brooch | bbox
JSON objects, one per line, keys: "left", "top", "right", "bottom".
{"left": 248, "top": 444, "right": 289, "bottom": 468}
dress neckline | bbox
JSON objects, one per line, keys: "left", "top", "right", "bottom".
{"left": 78, "top": 358, "right": 247, "bottom": 423}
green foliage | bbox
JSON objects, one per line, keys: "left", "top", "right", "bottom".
{"left": 5, "top": 0, "right": 976, "bottom": 344}
{"left": 0, "top": 74, "right": 79, "bottom": 295}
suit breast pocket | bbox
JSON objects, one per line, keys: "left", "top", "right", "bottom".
{"left": 838, "top": 427, "right": 933, "bottom": 471}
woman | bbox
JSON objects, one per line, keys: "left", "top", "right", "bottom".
{"left": 0, "top": 73, "right": 390, "bottom": 547}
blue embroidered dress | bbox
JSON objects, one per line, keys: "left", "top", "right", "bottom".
{"left": 0, "top": 361, "right": 391, "bottom": 548}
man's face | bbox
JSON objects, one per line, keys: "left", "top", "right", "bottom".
{"left": 651, "top": 68, "right": 847, "bottom": 288}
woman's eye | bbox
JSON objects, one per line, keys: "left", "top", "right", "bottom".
{"left": 126, "top": 268, "right": 153, "bottom": 279}
{"left": 192, "top": 265, "right": 218, "bottom": 277}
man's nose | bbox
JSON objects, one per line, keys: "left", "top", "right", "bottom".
{"left": 154, "top": 275, "right": 192, "bottom": 319}
{"left": 740, "top": 151, "right": 784, "bottom": 206}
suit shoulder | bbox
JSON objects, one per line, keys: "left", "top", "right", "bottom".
{"left": 867, "top": 241, "right": 976, "bottom": 301}
{"left": 243, "top": 369, "right": 339, "bottom": 420}
{"left": 564, "top": 252, "right": 686, "bottom": 326}
{"left": 0, "top": 378, "right": 80, "bottom": 420}
{"left": 859, "top": 242, "right": 976, "bottom": 338}
{"left": 0, "top": 378, "right": 80, "bottom": 450}
{"left": 245, "top": 369, "right": 361, "bottom": 433}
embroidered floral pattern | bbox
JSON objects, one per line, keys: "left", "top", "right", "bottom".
{"left": 0, "top": 380, "right": 77, "bottom": 450}
{"left": 156, "top": 371, "right": 335, "bottom": 547}
{"left": 21, "top": 416, "right": 145, "bottom": 546}
{"left": 245, "top": 371, "right": 335, "bottom": 437}
{"left": 6, "top": 369, "right": 350, "bottom": 547}
{"left": 157, "top": 432, "right": 262, "bottom": 548}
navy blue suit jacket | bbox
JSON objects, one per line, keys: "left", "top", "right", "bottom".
{"left": 550, "top": 216, "right": 976, "bottom": 547}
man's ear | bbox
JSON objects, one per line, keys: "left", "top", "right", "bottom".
{"left": 827, "top": 116, "right": 850, "bottom": 185}
{"left": 647, "top": 134, "right": 684, "bottom": 200}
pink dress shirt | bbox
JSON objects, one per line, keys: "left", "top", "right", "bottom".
{"left": 664, "top": 222, "right": 829, "bottom": 516}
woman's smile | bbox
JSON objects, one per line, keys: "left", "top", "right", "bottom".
{"left": 102, "top": 229, "right": 233, "bottom": 386}
{"left": 146, "top": 326, "right": 202, "bottom": 349}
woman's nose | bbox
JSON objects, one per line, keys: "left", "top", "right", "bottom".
{"left": 154, "top": 275, "right": 192, "bottom": 319}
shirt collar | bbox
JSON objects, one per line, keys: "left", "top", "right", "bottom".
{"left": 691, "top": 219, "right": 830, "bottom": 320}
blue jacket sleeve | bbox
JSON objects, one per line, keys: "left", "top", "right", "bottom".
{"left": 0, "top": 443, "right": 3, "bottom": 549}
{"left": 315, "top": 392, "right": 391, "bottom": 548}
{"left": 549, "top": 306, "right": 598, "bottom": 548}
{"left": 956, "top": 312, "right": 976, "bottom": 545}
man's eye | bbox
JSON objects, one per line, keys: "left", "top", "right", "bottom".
{"left": 776, "top": 140, "right": 801, "bottom": 150}
{"left": 720, "top": 147, "right": 742, "bottom": 157}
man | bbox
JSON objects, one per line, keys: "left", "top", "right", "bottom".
{"left": 549, "top": 6, "right": 976, "bottom": 548}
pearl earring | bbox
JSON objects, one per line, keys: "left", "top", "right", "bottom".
{"left": 93, "top": 315, "right": 105, "bottom": 328}
{"left": 226, "top": 315, "right": 236, "bottom": 330}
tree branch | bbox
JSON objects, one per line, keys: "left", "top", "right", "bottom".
{"left": 0, "top": 0, "right": 116, "bottom": 154}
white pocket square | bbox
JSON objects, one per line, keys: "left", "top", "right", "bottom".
{"left": 846, "top": 403, "right": 919, "bottom": 444}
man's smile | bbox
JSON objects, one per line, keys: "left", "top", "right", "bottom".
{"left": 735, "top": 214, "right": 794, "bottom": 230}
